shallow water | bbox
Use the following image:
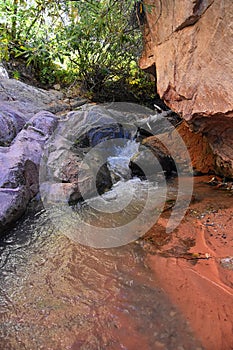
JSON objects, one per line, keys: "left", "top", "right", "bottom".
{"left": 0, "top": 137, "right": 203, "bottom": 350}
{"left": 0, "top": 207, "right": 203, "bottom": 350}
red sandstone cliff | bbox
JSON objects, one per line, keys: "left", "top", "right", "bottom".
{"left": 140, "top": 0, "right": 233, "bottom": 177}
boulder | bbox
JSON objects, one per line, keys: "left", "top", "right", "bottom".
{"left": 130, "top": 137, "right": 177, "bottom": 179}
{"left": 135, "top": 123, "right": 216, "bottom": 177}
{"left": 0, "top": 111, "right": 58, "bottom": 233}
{"left": 0, "top": 78, "right": 63, "bottom": 119}
{"left": 0, "top": 188, "right": 30, "bottom": 231}
{"left": 167, "top": 122, "right": 216, "bottom": 175}
{"left": 140, "top": 0, "right": 233, "bottom": 177}
{"left": 0, "top": 106, "right": 26, "bottom": 146}
{"left": 0, "top": 76, "right": 88, "bottom": 232}
{"left": 0, "top": 78, "right": 86, "bottom": 120}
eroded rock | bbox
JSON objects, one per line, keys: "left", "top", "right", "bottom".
{"left": 0, "top": 106, "right": 26, "bottom": 146}
{"left": 142, "top": 123, "right": 216, "bottom": 176}
{"left": 140, "top": 0, "right": 233, "bottom": 176}
{"left": 0, "top": 111, "right": 58, "bottom": 233}
{"left": 41, "top": 105, "right": 179, "bottom": 206}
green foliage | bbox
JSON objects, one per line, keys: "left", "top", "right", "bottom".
{"left": 54, "top": 0, "right": 145, "bottom": 93}
{"left": 12, "top": 70, "right": 20, "bottom": 79}
{"left": 0, "top": 0, "right": 154, "bottom": 100}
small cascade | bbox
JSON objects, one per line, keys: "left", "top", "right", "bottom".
{"left": 80, "top": 138, "right": 162, "bottom": 234}
{"left": 107, "top": 139, "right": 139, "bottom": 182}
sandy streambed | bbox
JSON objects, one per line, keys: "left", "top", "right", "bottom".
{"left": 144, "top": 176, "right": 233, "bottom": 350}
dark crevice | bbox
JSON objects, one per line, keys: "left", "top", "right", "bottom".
{"left": 174, "top": 0, "right": 215, "bottom": 32}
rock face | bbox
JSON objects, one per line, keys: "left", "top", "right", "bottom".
{"left": 140, "top": 0, "right": 233, "bottom": 176}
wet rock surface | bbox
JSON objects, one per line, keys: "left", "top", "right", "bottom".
{"left": 141, "top": 0, "right": 233, "bottom": 177}
{"left": 40, "top": 105, "right": 131, "bottom": 204}
{"left": 140, "top": 122, "right": 216, "bottom": 176}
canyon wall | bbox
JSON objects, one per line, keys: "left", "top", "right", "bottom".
{"left": 140, "top": 0, "right": 233, "bottom": 176}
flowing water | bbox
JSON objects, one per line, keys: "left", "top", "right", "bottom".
{"left": 0, "top": 140, "right": 203, "bottom": 350}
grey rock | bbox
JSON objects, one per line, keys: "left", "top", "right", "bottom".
{"left": 0, "top": 105, "right": 26, "bottom": 146}
{"left": 0, "top": 111, "right": 58, "bottom": 233}
{"left": 0, "top": 78, "right": 64, "bottom": 119}
{"left": 0, "top": 64, "right": 9, "bottom": 79}
{"left": 60, "top": 104, "right": 138, "bottom": 145}
{"left": 24, "top": 110, "right": 59, "bottom": 136}
{"left": 0, "top": 188, "right": 29, "bottom": 231}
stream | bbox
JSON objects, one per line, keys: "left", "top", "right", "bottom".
{"left": 0, "top": 214, "right": 203, "bottom": 350}
{"left": 0, "top": 132, "right": 203, "bottom": 349}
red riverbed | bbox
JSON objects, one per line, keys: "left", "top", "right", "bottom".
{"left": 143, "top": 176, "right": 233, "bottom": 350}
